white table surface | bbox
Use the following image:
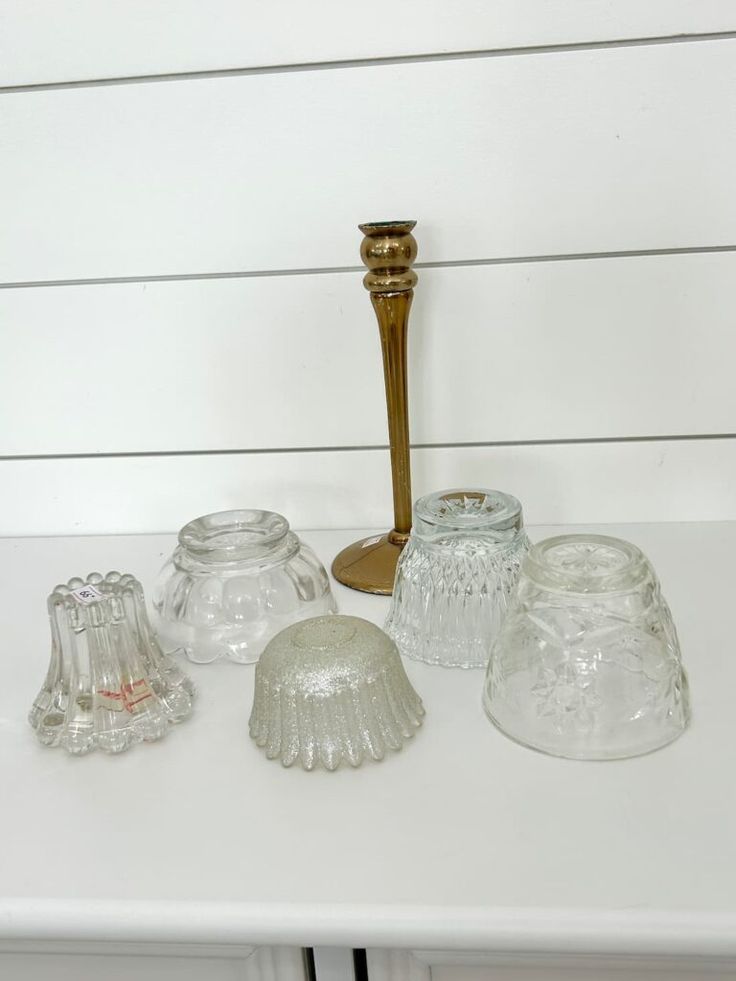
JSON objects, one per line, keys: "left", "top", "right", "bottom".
{"left": 1, "top": 524, "right": 735, "bottom": 957}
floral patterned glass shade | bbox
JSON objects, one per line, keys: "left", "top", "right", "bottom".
{"left": 483, "top": 534, "right": 690, "bottom": 760}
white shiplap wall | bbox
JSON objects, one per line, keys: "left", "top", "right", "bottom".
{"left": 1, "top": 3, "right": 735, "bottom": 535}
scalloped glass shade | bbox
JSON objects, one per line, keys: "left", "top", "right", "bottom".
{"left": 385, "top": 489, "right": 530, "bottom": 668}
{"left": 29, "top": 572, "right": 195, "bottom": 755}
{"left": 154, "top": 510, "right": 337, "bottom": 664}
{"left": 484, "top": 534, "right": 691, "bottom": 760}
{"left": 249, "top": 615, "right": 425, "bottom": 770}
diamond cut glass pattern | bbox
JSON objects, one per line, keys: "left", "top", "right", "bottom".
{"left": 385, "top": 489, "right": 530, "bottom": 668}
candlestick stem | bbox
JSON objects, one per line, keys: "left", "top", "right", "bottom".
{"left": 374, "top": 288, "right": 413, "bottom": 537}
{"left": 332, "top": 220, "right": 418, "bottom": 595}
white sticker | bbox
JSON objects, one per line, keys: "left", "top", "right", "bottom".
{"left": 361, "top": 536, "right": 382, "bottom": 549}
{"left": 71, "top": 584, "right": 103, "bottom": 605}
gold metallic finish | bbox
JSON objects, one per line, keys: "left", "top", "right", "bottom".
{"left": 332, "top": 220, "right": 418, "bottom": 595}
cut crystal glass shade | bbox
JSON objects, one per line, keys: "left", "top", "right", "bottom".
{"left": 484, "top": 534, "right": 691, "bottom": 760}
{"left": 29, "top": 572, "right": 195, "bottom": 755}
{"left": 385, "top": 489, "right": 530, "bottom": 668}
{"left": 154, "top": 510, "right": 336, "bottom": 664}
{"left": 250, "top": 615, "right": 425, "bottom": 770}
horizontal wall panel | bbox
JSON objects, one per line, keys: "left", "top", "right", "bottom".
{"left": 2, "top": 253, "right": 734, "bottom": 456}
{"left": 0, "top": 437, "right": 733, "bottom": 536}
{"left": 1, "top": 2, "right": 734, "bottom": 87}
{"left": 2, "top": 41, "right": 735, "bottom": 282}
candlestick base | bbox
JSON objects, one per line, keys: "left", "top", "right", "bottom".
{"left": 331, "top": 531, "right": 409, "bottom": 595}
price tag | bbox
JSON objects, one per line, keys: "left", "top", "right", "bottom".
{"left": 71, "top": 584, "right": 103, "bottom": 605}
{"left": 95, "top": 679, "right": 154, "bottom": 713}
{"left": 94, "top": 689, "right": 126, "bottom": 713}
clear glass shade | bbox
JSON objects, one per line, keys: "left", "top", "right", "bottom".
{"left": 154, "top": 510, "right": 336, "bottom": 664}
{"left": 29, "top": 572, "right": 195, "bottom": 754}
{"left": 385, "top": 489, "right": 530, "bottom": 668}
{"left": 484, "top": 534, "right": 691, "bottom": 760}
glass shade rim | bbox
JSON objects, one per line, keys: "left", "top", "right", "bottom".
{"left": 178, "top": 509, "right": 290, "bottom": 562}
{"left": 413, "top": 487, "right": 523, "bottom": 538}
{"left": 522, "top": 533, "right": 649, "bottom": 594}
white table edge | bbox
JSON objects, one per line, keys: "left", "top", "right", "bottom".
{"left": 2, "top": 899, "right": 736, "bottom": 957}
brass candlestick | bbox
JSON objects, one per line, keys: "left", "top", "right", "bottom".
{"left": 332, "top": 220, "right": 418, "bottom": 594}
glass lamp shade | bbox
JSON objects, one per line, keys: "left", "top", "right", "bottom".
{"left": 29, "top": 572, "right": 195, "bottom": 755}
{"left": 484, "top": 534, "right": 691, "bottom": 760}
{"left": 385, "top": 488, "right": 530, "bottom": 668}
{"left": 250, "top": 615, "right": 425, "bottom": 770}
{"left": 154, "top": 510, "right": 336, "bottom": 664}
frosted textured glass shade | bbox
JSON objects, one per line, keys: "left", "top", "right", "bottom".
{"left": 250, "top": 615, "right": 424, "bottom": 770}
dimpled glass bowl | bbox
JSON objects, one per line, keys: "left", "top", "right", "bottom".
{"left": 385, "top": 488, "right": 530, "bottom": 668}
{"left": 153, "top": 510, "right": 336, "bottom": 664}
{"left": 484, "top": 534, "right": 691, "bottom": 760}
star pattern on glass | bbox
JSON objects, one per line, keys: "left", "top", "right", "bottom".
{"left": 438, "top": 493, "right": 499, "bottom": 519}
{"left": 531, "top": 662, "right": 603, "bottom": 733}
{"left": 549, "top": 542, "right": 627, "bottom": 578}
